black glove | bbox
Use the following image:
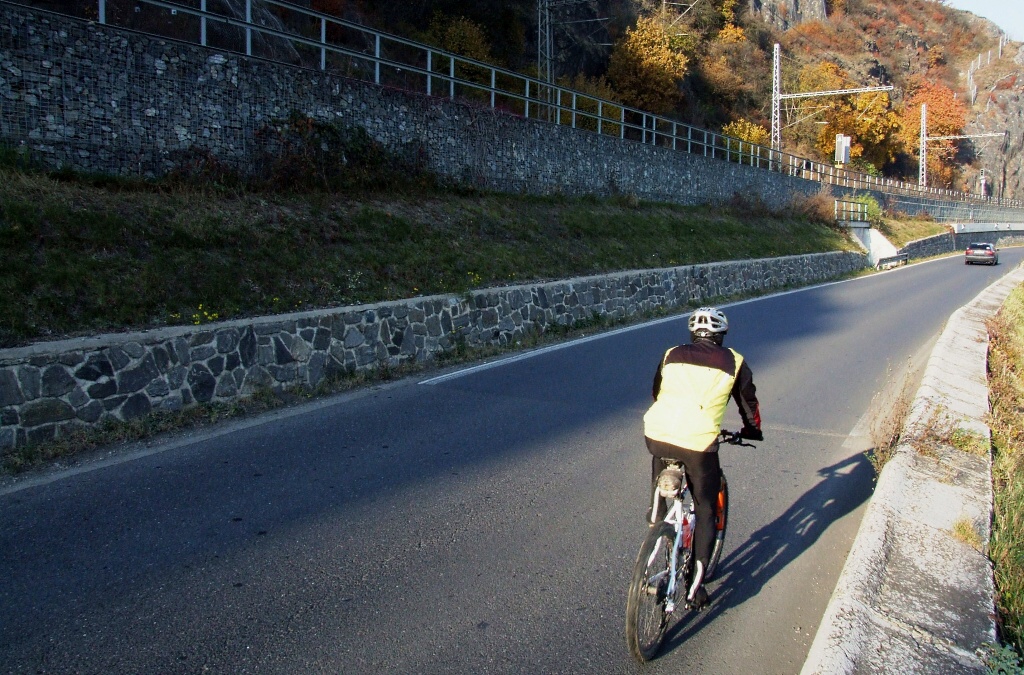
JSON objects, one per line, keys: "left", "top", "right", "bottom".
{"left": 740, "top": 425, "right": 763, "bottom": 441}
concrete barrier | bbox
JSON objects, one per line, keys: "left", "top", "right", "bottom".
{"left": 802, "top": 264, "right": 1024, "bottom": 674}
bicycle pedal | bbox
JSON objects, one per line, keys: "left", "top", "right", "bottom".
{"left": 685, "top": 588, "right": 709, "bottom": 611}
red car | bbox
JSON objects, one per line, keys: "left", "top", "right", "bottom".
{"left": 965, "top": 242, "right": 998, "bottom": 266}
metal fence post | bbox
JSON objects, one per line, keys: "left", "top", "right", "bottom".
{"left": 491, "top": 69, "right": 496, "bottom": 109}
{"left": 672, "top": 122, "right": 677, "bottom": 151}
{"left": 245, "top": 0, "right": 252, "bottom": 56}
{"left": 571, "top": 92, "right": 576, "bottom": 129}
{"left": 449, "top": 56, "right": 454, "bottom": 98}
{"left": 375, "top": 35, "right": 381, "bottom": 85}
{"left": 98, "top": 0, "right": 105, "bottom": 24}
{"left": 200, "top": 0, "right": 207, "bottom": 46}
{"left": 597, "top": 101, "right": 602, "bottom": 135}
{"left": 427, "top": 51, "right": 432, "bottom": 96}
{"left": 319, "top": 18, "right": 325, "bottom": 70}
{"left": 525, "top": 80, "right": 530, "bottom": 118}
{"left": 620, "top": 108, "right": 625, "bottom": 139}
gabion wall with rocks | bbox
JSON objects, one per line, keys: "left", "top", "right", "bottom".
{"left": 899, "top": 228, "right": 1024, "bottom": 260}
{"left": 0, "top": 251, "right": 867, "bottom": 452}
{"left": 1, "top": 2, "right": 1007, "bottom": 219}
{"left": 0, "top": 3, "right": 813, "bottom": 209}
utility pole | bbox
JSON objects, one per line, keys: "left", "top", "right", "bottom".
{"left": 919, "top": 103, "right": 927, "bottom": 187}
{"left": 770, "top": 43, "right": 893, "bottom": 153}
{"left": 537, "top": 0, "right": 601, "bottom": 84}
{"left": 917, "top": 103, "right": 1006, "bottom": 188}
{"left": 771, "top": 43, "right": 781, "bottom": 152}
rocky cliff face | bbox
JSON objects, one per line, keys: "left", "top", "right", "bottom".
{"left": 748, "top": 0, "right": 828, "bottom": 31}
{"left": 961, "top": 44, "right": 1024, "bottom": 201}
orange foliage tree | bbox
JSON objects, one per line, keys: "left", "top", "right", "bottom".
{"left": 785, "top": 62, "right": 899, "bottom": 172}
{"left": 898, "top": 77, "right": 967, "bottom": 188}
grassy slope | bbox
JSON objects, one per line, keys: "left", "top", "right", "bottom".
{"left": 877, "top": 217, "right": 951, "bottom": 248}
{"left": 0, "top": 167, "right": 858, "bottom": 348}
{"left": 990, "top": 282, "right": 1024, "bottom": 652}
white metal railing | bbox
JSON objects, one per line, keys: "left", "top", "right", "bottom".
{"left": 835, "top": 200, "right": 868, "bottom": 223}
{"left": 13, "top": 0, "right": 1024, "bottom": 211}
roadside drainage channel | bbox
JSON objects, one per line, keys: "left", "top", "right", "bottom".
{"left": 802, "top": 263, "right": 1024, "bottom": 674}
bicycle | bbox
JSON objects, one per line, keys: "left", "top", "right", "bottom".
{"left": 624, "top": 429, "right": 754, "bottom": 662}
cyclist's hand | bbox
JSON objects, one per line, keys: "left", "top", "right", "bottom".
{"left": 740, "top": 425, "right": 763, "bottom": 441}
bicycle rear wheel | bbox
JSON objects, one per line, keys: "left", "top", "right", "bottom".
{"left": 706, "top": 473, "right": 729, "bottom": 581}
{"left": 625, "top": 522, "right": 676, "bottom": 662}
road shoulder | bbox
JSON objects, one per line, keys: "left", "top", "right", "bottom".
{"left": 802, "top": 264, "right": 1024, "bottom": 674}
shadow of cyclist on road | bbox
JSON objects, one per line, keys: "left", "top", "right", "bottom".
{"left": 660, "top": 450, "right": 875, "bottom": 651}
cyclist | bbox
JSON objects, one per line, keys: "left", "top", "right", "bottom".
{"left": 642, "top": 306, "right": 762, "bottom": 610}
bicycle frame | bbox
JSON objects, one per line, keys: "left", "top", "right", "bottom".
{"left": 646, "top": 475, "right": 694, "bottom": 614}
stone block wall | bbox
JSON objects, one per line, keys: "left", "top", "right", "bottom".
{"left": 0, "top": 3, "right": 815, "bottom": 209}
{"left": 899, "top": 228, "right": 1024, "bottom": 259}
{"left": 0, "top": 251, "right": 867, "bottom": 452}
{"left": 2, "top": 2, "right": 1015, "bottom": 219}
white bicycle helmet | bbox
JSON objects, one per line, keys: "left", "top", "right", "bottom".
{"left": 688, "top": 306, "right": 729, "bottom": 337}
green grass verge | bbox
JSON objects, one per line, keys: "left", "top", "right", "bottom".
{"left": 0, "top": 163, "right": 857, "bottom": 348}
{"left": 877, "top": 217, "right": 951, "bottom": 248}
{"left": 989, "top": 281, "right": 1024, "bottom": 658}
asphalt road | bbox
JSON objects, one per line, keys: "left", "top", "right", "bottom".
{"left": 2, "top": 249, "right": 1022, "bottom": 674}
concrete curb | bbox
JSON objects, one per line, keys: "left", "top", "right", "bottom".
{"left": 802, "top": 264, "right": 1024, "bottom": 674}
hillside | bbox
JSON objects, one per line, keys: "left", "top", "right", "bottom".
{"left": 963, "top": 44, "right": 1024, "bottom": 201}
{"left": 305, "top": 0, "right": 1024, "bottom": 199}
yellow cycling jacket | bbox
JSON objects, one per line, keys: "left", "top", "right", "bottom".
{"left": 643, "top": 341, "right": 759, "bottom": 452}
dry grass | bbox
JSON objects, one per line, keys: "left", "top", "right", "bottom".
{"left": 866, "top": 367, "right": 916, "bottom": 475}
{"left": 988, "top": 281, "right": 1024, "bottom": 652}
{"left": 907, "top": 405, "right": 987, "bottom": 460}
{"left": 952, "top": 516, "right": 984, "bottom": 552}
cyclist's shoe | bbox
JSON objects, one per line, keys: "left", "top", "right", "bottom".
{"left": 686, "top": 561, "right": 705, "bottom": 604}
{"left": 686, "top": 586, "right": 709, "bottom": 611}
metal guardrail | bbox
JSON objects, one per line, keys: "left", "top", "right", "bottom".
{"left": 835, "top": 200, "right": 868, "bottom": 223}
{"left": 9, "top": 0, "right": 1024, "bottom": 210}
{"left": 875, "top": 254, "right": 909, "bottom": 269}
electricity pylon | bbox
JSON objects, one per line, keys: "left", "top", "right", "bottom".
{"left": 917, "top": 102, "right": 1006, "bottom": 188}
{"left": 771, "top": 43, "right": 893, "bottom": 152}
{"left": 537, "top": 0, "right": 597, "bottom": 84}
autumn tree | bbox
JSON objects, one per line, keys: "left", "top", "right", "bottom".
{"left": 897, "top": 77, "right": 967, "bottom": 188}
{"left": 696, "top": 25, "right": 768, "bottom": 120}
{"left": 607, "top": 16, "right": 689, "bottom": 115}
{"left": 423, "top": 13, "right": 494, "bottom": 63}
{"left": 784, "top": 62, "right": 900, "bottom": 172}
{"left": 722, "top": 118, "right": 770, "bottom": 146}
{"left": 556, "top": 74, "right": 624, "bottom": 134}
{"left": 717, "top": 0, "right": 746, "bottom": 42}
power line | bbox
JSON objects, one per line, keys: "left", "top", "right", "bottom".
{"left": 771, "top": 43, "right": 893, "bottom": 151}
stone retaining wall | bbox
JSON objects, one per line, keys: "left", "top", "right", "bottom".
{"left": 0, "top": 2, "right": 815, "bottom": 210}
{"left": 0, "top": 251, "right": 866, "bottom": 452}
{"left": 2, "top": 2, "right": 1016, "bottom": 220}
{"left": 899, "top": 228, "right": 1024, "bottom": 259}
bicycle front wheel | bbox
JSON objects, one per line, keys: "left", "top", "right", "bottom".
{"left": 625, "top": 522, "right": 676, "bottom": 662}
{"left": 706, "top": 473, "right": 729, "bottom": 581}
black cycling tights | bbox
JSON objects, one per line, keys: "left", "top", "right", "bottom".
{"left": 645, "top": 437, "right": 721, "bottom": 571}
